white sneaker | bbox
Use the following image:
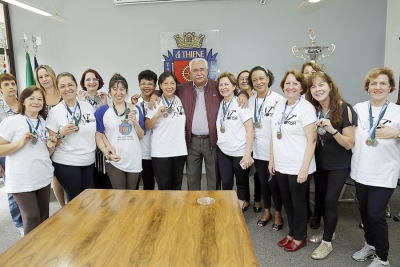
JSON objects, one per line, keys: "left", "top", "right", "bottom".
{"left": 308, "top": 231, "right": 335, "bottom": 243}
{"left": 311, "top": 242, "right": 333, "bottom": 260}
{"left": 352, "top": 242, "right": 376, "bottom": 261}
{"left": 17, "top": 226, "right": 24, "bottom": 237}
{"left": 367, "top": 255, "right": 390, "bottom": 267}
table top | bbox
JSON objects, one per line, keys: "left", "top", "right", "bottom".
{"left": 0, "top": 189, "right": 259, "bottom": 267}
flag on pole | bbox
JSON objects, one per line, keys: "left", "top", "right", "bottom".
{"left": 3, "top": 53, "right": 7, "bottom": 73}
{"left": 34, "top": 55, "right": 39, "bottom": 71}
{"left": 26, "top": 52, "right": 35, "bottom": 87}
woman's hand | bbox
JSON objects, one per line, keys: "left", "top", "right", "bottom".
{"left": 128, "top": 110, "right": 137, "bottom": 124}
{"left": 131, "top": 94, "right": 140, "bottom": 105}
{"left": 77, "top": 90, "right": 87, "bottom": 101}
{"left": 268, "top": 161, "right": 275, "bottom": 175}
{"left": 375, "top": 124, "right": 400, "bottom": 139}
{"left": 18, "top": 132, "right": 34, "bottom": 148}
{"left": 240, "top": 154, "right": 253, "bottom": 170}
{"left": 99, "top": 92, "right": 108, "bottom": 104}
{"left": 316, "top": 118, "right": 335, "bottom": 134}
{"left": 297, "top": 167, "right": 308, "bottom": 184}
{"left": 149, "top": 95, "right": 161, "bottom": 110}
{"left": 237, "top": 94, "right": 249, "bottom": 108}
{"left": 47, "top": 135, "right": 58, "bottom": 147}
{"left": 59, "top": 124, "right": 78, "bottom": 136}
{"left": 156, "top": 106, "right": 168, "bottom": 118}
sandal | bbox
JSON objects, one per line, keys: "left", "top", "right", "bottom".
{"left": 242, "top": 202, "right": 250, "bottom": 212}
{"left": 257, "top": 216, "right": 271, "bottom": 227}
{"left": 272, "top": 223, "right": 283, "bottom": 231}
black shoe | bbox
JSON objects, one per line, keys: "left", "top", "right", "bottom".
{"left": 254, "top": 202, "right": 262, "bottom": 213}
{"left": 310, "top": 215, "right": 321, "bottom": 229}
{"left": 242, "top": 202, "right": 250, "bottom": 212}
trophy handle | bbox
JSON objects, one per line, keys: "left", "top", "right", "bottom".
{"left": 321, "top": 44, "right": 336, "bottom": 59}
{"left": 292, "top": 46, "right": 306, "bottom": 61}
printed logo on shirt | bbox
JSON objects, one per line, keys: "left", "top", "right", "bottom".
{"left": 119, "top": 121, "right": 133, "bottom": 135}
{"left": 80, "top": 113, "right": 95, "bottom": 125}
{"left": 263, "top": 106, "right": 275, "bottom": 117}
{"left": 284, "top": 114, "right": 297, "bottom": 125}
{"left": 226, "top": 110, "right": 238, "bottom": 120}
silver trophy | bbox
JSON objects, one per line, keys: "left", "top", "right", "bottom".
{"left": 292, "top": 29, "right": 335, "bottom": 63}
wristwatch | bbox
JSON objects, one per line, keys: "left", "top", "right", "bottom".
{"left": 56, "top": 131, "right": 64, "bottom": 139}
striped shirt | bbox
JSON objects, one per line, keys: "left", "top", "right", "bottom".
{"left": 0, "top": 98, "right": 18, "bottom": 123}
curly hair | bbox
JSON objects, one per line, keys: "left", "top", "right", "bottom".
{"left": 248, "top": 66, "right": 275, "bottom": 89}
{"left": 306, "top": 72, "right": 346, "bottom": 126}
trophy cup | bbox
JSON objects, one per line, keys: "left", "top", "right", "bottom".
{"left": 292, "top": 28, "right": 335, "bottom": 63}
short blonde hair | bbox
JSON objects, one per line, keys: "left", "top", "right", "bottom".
{"left": 363, "top": 67, "right": 396, "bottom": 93}
{"left": 217, "top": 72, "right": 239, "bottom": 95}
{"left": 280, "top": 69, "right": 307, "bottom": 95}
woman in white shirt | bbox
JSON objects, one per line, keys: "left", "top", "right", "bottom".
{"left": 269, "top": 70, "right": 317, "bottom": 252}
{"left": 351, "top": 68, "right": 400, "bottom": 267}
{"left": 248, "top": 66, "right": 285, "bottom": 230}
{"left": 0, "top": 86, "right": 57, "bottom": 235}
{"left": 95, "top": 74, "right": 144, "bottom": 190}
{"left": 46, "top": 72, "right": 97, "bottom": 201}
{"left": 145, "top": 71, "right": 186, "bottom": 190}
{"left": 216, "top": 72, "right": 254, "bottom": 209}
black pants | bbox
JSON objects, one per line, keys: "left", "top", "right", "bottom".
{"left": 218, "top": 150, "right": 250, "bottom": 201}
{"left": 313, "top": 168, "right": 349, "bottom": 242}
{"left": 141, "top": 159, "right": 155, "bottom": 190}
{"left": 152, "top": 156, "right": 186, "bottom": 190}
{"left": 12, "top": 184, "right": 50, "bottom": 235}
{"left": 276, "top": 171, "right": 311, "bottom": 240}
{"left": 355, "top": 182, "right": 394, "bottom": 261}
{"left": 53, "top": 162, "right": 95, "bottom": 202}
{"left": 244, "top": 172, "right": 261, "bottom": 203}
{"left": 93, "top": 168, "right": 112, "bottom": 189}
{"left": 254, "top": 159, "right": 282, "bottom": 211}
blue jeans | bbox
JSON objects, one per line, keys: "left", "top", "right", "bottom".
{"left": 0, "top": 157, "right": 23, "bottom": 228}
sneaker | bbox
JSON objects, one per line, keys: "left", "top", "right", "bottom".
{"left": 352, "top": 242, "right": 376, "bottom": 261}
{"left": 311, "top": 242, "right": 333, "bottom": 260}
{"left": 367, "top": 255, "right": 390, "bottom": 267}
{"left": 309, "top": 231, "right": 335, "bottom": 243}
{"left": 17, "top": 226, "right": 24, "bottom": 237}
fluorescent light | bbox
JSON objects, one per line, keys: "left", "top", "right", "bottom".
{"left": 308, "top": 0, "right": 321, "bottom": 2}
{"left": 3, "top": 0, "right": 67, "bottom": 21}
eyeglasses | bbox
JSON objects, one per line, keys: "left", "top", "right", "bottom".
{"left": 139, "top": 82, "right": 155, "bottom": 87}
{"left": 85, "top": 78, "right": 99, "bottom": 82}
{"left": 58, "top": 83, "right": 76, "bottom": 90}
{"left": 239, "top": 76, "right": 249, "bottom": 82}
{"left": 191, "top": 68, "right": 206, "bottom": 73}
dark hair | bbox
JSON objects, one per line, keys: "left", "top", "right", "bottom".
{"left": 306, "top": 72, "right": 346, "bottom": 126}
{"left": 56, "top": 72, "right": 78, "bottom": 88}
{"left": 109, "top": 73, "right": 128, "bottom": 93}
{"left": 18, "top": 86, "right": 47, "bottom": 119}
{"left": 301, "top": 61, "right": 323, "bottom": 74}
{"left": 80, "top": 69, "right": 104, "bottom": 90}
{"left": 248, "top": 66, "right": 275, "bottom": 88}
{"left": 280, "top": 70, "right": 307, "bottom": 95}
{"left": 0, "top": 73, "right": 17, "bottom": 85}
{"left": 217, "top": 72, "right": 239, "bottom": 95}
{"left": 158, "top": 71, "right": 178, "bottom": 93}
{"left": 138, "top": 70, "right": 157, "bottom": 85}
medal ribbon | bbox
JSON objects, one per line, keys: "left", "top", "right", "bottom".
{"left": 162, "top": 94, "right": 175, "bottom": 111}
{"left": 317, "top": 107, "right": 330, "bottom": 120}
{"left": 220, "top": 97, "right": 234, "bottom": 128}
{"left": 64, "top": 101, "right": 82, "bottom": 126}
{"left": 24, "top": 115, "right": 47, "bottom": 140}
{"left": 278, "top": 98, "right": 301, "bottom": 133}
{"left": 141, "top": 102, "right": 146, "bottom": 117}
{"left": 368, "top": 100, "right": 388, "bottom": 139}
{"left": 254, "top": 95, "right": 267, "bottom": 123}
{"left": 112, "top": 101, "right": 128, "bottom": 117}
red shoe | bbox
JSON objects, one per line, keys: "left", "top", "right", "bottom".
{"left": 284, "top": 240, "right": 307, "bottom": 252}
{"left": 278, "top": 237, "right": 292, "bottom": 247}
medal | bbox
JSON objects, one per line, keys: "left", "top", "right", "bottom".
{"left": 254, "top": 122, "right": 260, "bottom": 129}
{"left": 317, "top": 126, "right": 326, "bottom": 135}
{"left": 65, "top": 101, "right": 81, "bottom": 130}
{"left": 371, "top": 139, "right": 378, "bottom": 147}
{"left": 366, "top": 101, "right": 388, "bottom": 148}
{"left": 47, "top": 140, "right": 54, "bottom": 148}
{"left": 162, "top": 94, "right": 175, "bottom": 116}
{"left": 167, "top": 107, "right": 173, "bottom": 114}
{"left": 94, "top": 95, "right": 101, "bottom": 104}
{"left": 277, "top": 131, "right": 282, "bottom": 139}
{"left": 312, "top": 124, "right": 318, "bottom": 132}
{"left": 75, "top": 126, "right": 80, "bottom": 132}
{"left": 163, "top": 112, "right": 168, "bottom": 118}
{"left": 277, "top": 98, "right": 301, "bottom": 141}
{"left": 366, "top": 137, "right": 372, "bottom": 146}
{"left": 254, "top": 95, "right": 267, "bottom": 131}
{"left": 31, "top": 137, "right": 38, "bottom": 145}
{"left": 220, "top": 126, "right": 225, "bottom": 133}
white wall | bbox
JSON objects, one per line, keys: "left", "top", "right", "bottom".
{"left": 385, "top": 0, "right": 399, "bottom": 103}
{"left": 9, "top": 0, "right": 387, "bottom": 104}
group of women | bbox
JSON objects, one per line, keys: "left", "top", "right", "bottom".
{"left": 0, "top": 61, "right": 398, "bottom": 267}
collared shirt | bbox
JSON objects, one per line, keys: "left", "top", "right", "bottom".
{"left": 0, "top": 98, "right": 17, "bottom": 123}
{"left": 191, "top": 81, "right": 209, "bottom": 135}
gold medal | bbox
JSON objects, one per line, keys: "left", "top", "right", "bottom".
{"left": 312, "top": 124, "right": 318, "bottom": 132}
{"left": 277, "top": 131, "right": 282, "bottom": 139}
{"left": 220, "top": 126, "right": 225, "bottom": 133}
{"left": 47, "top": 140, "right": 54, "bottom": 148}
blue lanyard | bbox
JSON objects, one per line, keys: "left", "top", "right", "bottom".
{"left": 254, "top": 95, "right": 267, "bottom": 123}
{"left": 368, "top": 100, "right": 388, "bottom": 139}
{"left": 278, "top": 98, "right": 301, "bottom": 133}
{"left": 162, "top": 95, "right": 175, "bottom": 110}
{"left": 220, "top": 97, "right": 234, "bottom": 127}
{"left": 317, "top": 107, "right": 330, "bottom": 120}
{"left": 24, "top": 114, "right": 47, "bottom": 140}
{"left": 64, "top": 101, "right": 81, "bottom": 126}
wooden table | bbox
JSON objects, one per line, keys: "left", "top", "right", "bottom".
{"left": 0, "top": 189, "right": 259, "bottom": 267}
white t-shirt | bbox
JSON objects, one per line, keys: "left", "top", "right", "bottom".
{"left": 351, "top": 101, "right": 400, "bottom": 188}
{"left": 0, "top": 114, "right": 54, "bottom": 193}
{"left": 249, "top": 91, "right": 285, "bottom": 161}
{"left": 46, "top": 101, "right": 96, "bottom": 166}
{"left": 139, "top": 101, "right": 152, "bottom": 160}
{"left": 95, "top": 103, "right": 144, "bottom": 172}
{"left": 146, "top": 96, "right": 187, "bottom": 158}
{"left": 271, "top": 98, "right": 316, "bottom": 175}
{"left": 216, "top": 96, "right": 253, "bottom": 157}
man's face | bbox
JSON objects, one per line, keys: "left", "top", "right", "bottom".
{"left": 190, "top": 60, "right": 208, "bottom": 86}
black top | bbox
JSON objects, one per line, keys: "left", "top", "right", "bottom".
{"left": 315, "top": 102, "right": 357, "bottom": 170}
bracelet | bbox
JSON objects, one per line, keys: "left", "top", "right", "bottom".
{"left": 332, "top": 130, "right": 339, "bottom": 136}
